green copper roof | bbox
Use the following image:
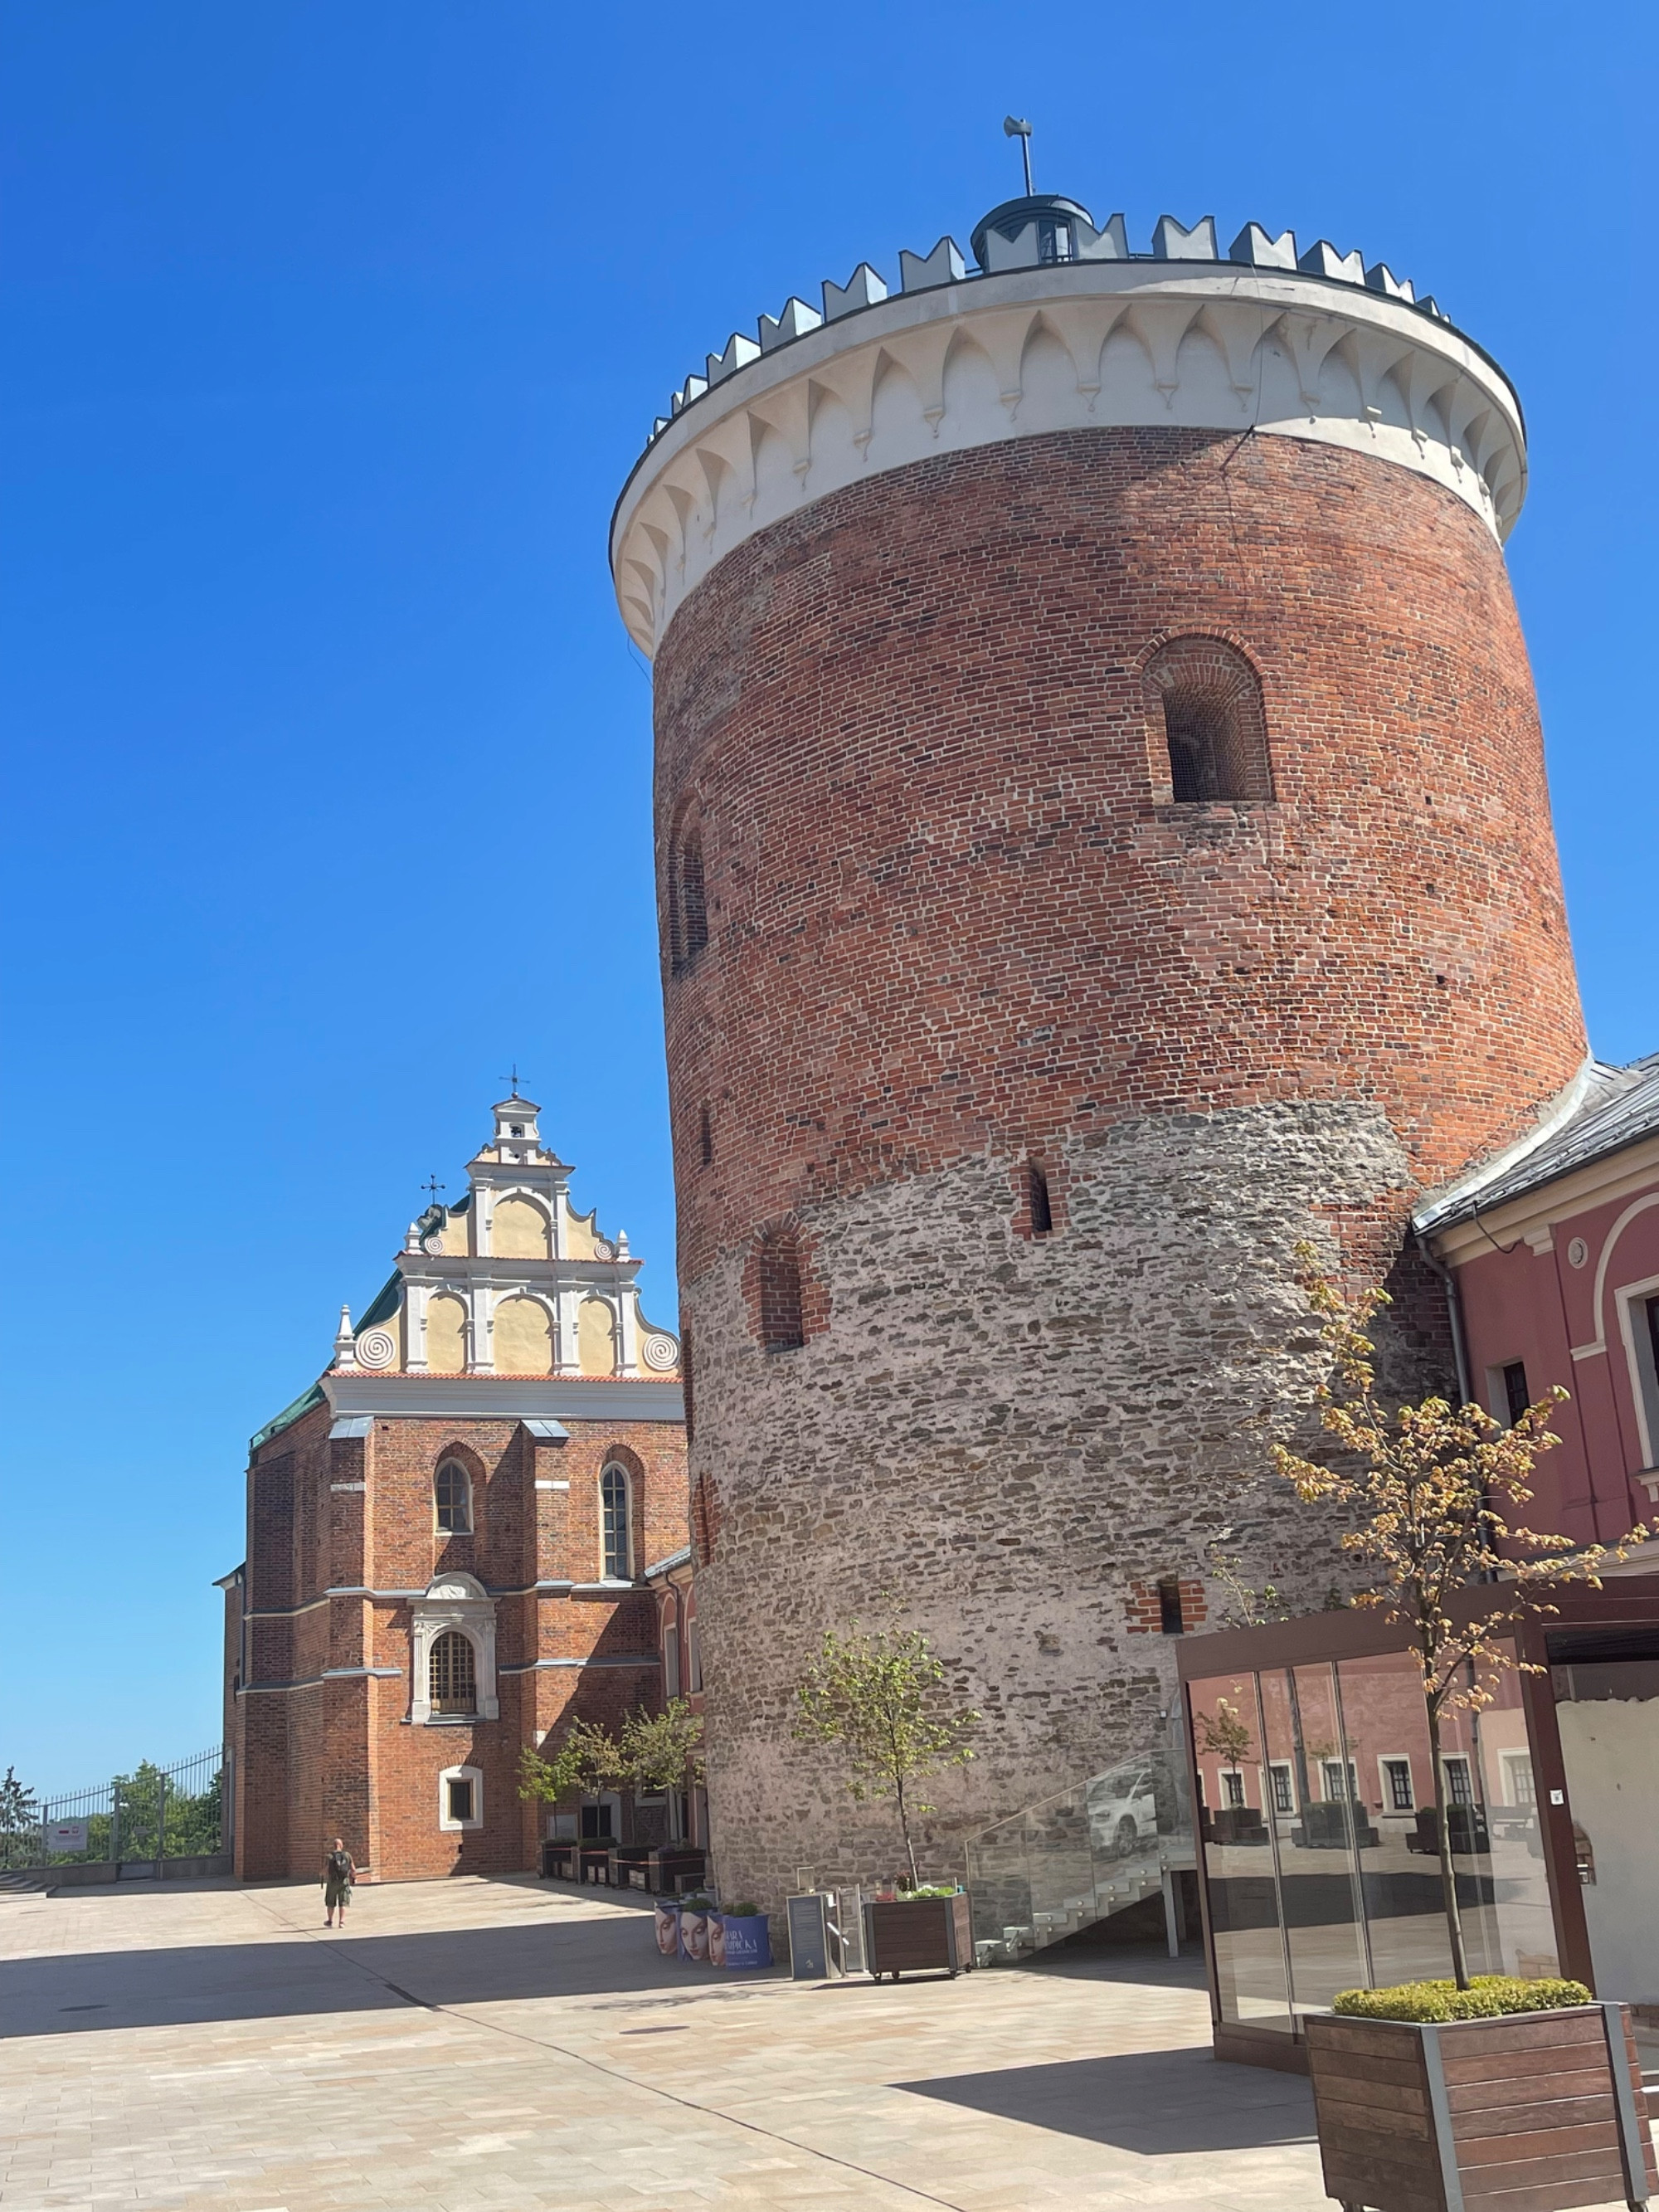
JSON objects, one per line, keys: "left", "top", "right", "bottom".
{"left": 249, "top": 1379, "right": 326, "bottom": 1454}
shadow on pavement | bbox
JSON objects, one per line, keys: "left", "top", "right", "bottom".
{"left": 1, "top": 1899, "right": 708, "bottom": 2038}
{"left": 897, "top": 2043, "right": 1316, "bottom": 2153}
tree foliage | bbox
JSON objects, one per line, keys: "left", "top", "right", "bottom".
{"left": 517, "top": 1717, "right": 623, "bottom": 1807}
{"left": 792, "top": 1619, "right": 980, "bottom": 1886}
{"left": 1194, "top": 1697, "right": 1255, "bottom": 1768}
{"left": 619, "top": 1698, "right": 704, "bottom": 1795}
{"left": 1272, "top": 1247, "right": 1647, "bottom": 1987}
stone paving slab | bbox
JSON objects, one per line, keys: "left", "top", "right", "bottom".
{"left": 0, "top": 1871, "right": 1603, "bottom": 2212}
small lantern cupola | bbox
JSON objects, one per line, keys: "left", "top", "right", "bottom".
{"left": 492, "top": 1090, "right": 542, "bottom": 1161}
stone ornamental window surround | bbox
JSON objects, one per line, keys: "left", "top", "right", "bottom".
{"left": 409, "top": 1574, "right": 499, "bottom": 1725}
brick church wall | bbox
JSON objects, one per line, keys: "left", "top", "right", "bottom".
{"left": 237, "top": 1401, "right": 686, "bottom": 1882}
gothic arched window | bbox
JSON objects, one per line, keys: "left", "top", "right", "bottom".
{"left": 429, "top": 1630, "right": 477, "bottom": 1715}
{"left": 1145, "top": 636, "right": 1272, "bottom": 803}
{"left": 435, "top": 1461, "right": 472, "bottom": 1535}
{"left": 601, "top": 1464, "right": 634, "bottom": 1581}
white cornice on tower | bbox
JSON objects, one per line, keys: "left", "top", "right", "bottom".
{"left": 611, "top": 198, "right": 1526, "bottom": 658}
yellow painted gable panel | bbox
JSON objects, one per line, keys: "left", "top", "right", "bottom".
{"left": 440, "top": 1208, "right": 471, "bottom": 1257}
{"left": 494, "top": 1296, "right": 553, "bottom": 1375}
{"left": 493, "top": 1195, "right": 552, "bottom": 1259}
{"left": 578, "top": 1296, "right": 617, "bottom": 1376}
{"left": 425, "top": 1294, "right": 468, "bottom": 1374}
{"left": 563, "top": 1206, "right": 597, "bottom": 1259}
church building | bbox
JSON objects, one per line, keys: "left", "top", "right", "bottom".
{"left": 224, "top": 1091, "right": 687, "bottom": 1883}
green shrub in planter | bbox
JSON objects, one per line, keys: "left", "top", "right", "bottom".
{"left": 1332, "top": 1973, "right": 1592, "bottom": 2022}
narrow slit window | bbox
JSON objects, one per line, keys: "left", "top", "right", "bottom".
{"left": 1157, "top": 1577, "right": 1185, "bottom": 1635}
{"left": 1027, "top": 1161, "right": 1053, "bottom": 1237}
{"left": 698, "top": 1103, "right": 713, "bottom": 1167}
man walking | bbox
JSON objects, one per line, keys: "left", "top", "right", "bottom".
{"left": 322, "top": 1837, "right": 356, "bottom": 1927}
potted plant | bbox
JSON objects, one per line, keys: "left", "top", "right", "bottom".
{"left": 861, "top": 1883, "right": 975, "bottom": 1981}
{"left": 792, "top": 1612, "right": 980, "bottom": 1981}
{"left": 1277, "top": 1256, "right": 1653, "bottom": 2209}
{"left": 718, "top": 1899, "right": 772, "bottom": 1971}
{"left": 1305, "top": 1978, "right": 1655, "bottom": 2212}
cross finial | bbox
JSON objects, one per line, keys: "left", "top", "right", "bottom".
{"left": 1003, "top": 114, "right": 1034, "bottom": 196}
{"left": 421, "top": 1172, "right": 445, "bottom": 1206}
{"left": 499, "top": 1063, "right": 523, "bottom": 1099}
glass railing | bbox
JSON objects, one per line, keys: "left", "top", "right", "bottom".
{"left": 963, "top": 1715, "right": 1194, "bottom": 1963}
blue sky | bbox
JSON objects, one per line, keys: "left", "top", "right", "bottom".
{"left": 2, "top": 1, "right": 1653, "bottom": 1794}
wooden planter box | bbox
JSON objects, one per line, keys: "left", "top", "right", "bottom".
{"left": 1305, "top": 2004, "right": 1657, "bottom": 2212}
{"left": 862, "top": 1894, "right": 974, "bottom": 1981}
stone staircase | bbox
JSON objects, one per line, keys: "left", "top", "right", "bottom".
{"left": 0, "top": 1873, "right": 51, "bottom": 1902}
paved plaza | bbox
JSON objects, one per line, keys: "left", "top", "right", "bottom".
{"left": 0, "top": 1873, "right": 1331, "bottom": 2211}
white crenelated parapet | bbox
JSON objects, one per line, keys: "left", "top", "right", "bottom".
{"left": 611, "top": 203, "right": 1526, "bottom": 659}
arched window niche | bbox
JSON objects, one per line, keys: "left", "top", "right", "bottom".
{"left": 668, "top": 806, "right": 709, "bottom": 973}
{"left": 410, "top": 1573, "right": 499, "bottom": 1725}
{"left": 1143, "top": 636, "right": 1273, "bottom": 805}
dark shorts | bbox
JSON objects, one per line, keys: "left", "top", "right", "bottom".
{"left": 324, "top": 1875, "right": 351, "bottom": 1907}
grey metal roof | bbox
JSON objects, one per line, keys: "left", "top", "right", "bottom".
{"left": 643, "top": 1545, "right": 693, "bottom": 1581}
{"left": 1415, "top": 1051, "right": 1659, "bottom": 1236}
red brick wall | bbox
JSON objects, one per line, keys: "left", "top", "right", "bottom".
{"left": 236, "top": 1401, "right": 687, "bottom": 1883}
{"left": 654, "top": 427, "right": 1585, "bottom": 1289}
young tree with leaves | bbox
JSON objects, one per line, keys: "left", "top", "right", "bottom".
{"left": 1273, "top": 1249, "right": 1646, "bottom": 1990}
{"left": 517, "top": 1717, "right": 622, "bottom": 1813}
{"left": 792, "top": 1619, "right": 980, "bottom": 1887}
{"left": 618, "top": 1698, "right": 704, "bottom": 1797}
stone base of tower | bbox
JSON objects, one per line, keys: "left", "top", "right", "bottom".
{"left": 684, "top": 1100, "right": 1453, "bottom": 1914}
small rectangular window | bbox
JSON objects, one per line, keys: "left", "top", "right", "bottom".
{"left": 1222, "top": 1770, "right": 1246, "bottom": 1808}
{"left": 1382, "top": 1758, "right": 1414, "bottom": 1811}
{"left": 1157, "top": 1578, "right": 1185, "bottom": 1635}
{"left": 688, "top": 1621, "right": 703, "bottom": 1693}
{"left": 1322, "top": 1759, "right": 1359, "bottom": 1803}
{"left": 1268, "top": 1762, "right": 1295, "bottom": 1815}
{"left": 446, "top": 1777, "right": 474, "bottom": 1824}
{"left": 1501, "top": 1360, "right": 1530, "bottom": 1427}
{"left": 1444, "top": 1756, "right": 1474, "bottom": 1807}
{"left": 664, "top": 1625, "right": 680, "bottom": 1700}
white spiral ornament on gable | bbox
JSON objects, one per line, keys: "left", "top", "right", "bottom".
{"left": 353, "top": 1328, "right": 397, "bottom": 1371}
{"left": 640, "top": 1332, "right": 680, "bottom": 1372}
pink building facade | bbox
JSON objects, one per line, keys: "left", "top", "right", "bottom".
{"left": 1418, "top": 1053, "right": 1659, "bottom": 1547}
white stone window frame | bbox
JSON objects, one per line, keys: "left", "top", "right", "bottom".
{"left": 439, "top": 1764, "right": 484, "bottom": 1832}
{"left": 1376, "top": 1753, "right": 1416, "bottom": 1814}
{"left": 1613, "top": 1270, "right": 1659, "bottom": 1471}
{"left": 410, "top": 1574, "right": 499, "bottom": 1725}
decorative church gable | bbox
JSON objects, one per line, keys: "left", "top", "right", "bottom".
{"left": 331, "top": 1092, "right": 680, "bottom": 1381}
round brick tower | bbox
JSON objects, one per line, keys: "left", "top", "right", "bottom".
{"left": 611, "top": 194, "right": 1587, "bottom": 1909}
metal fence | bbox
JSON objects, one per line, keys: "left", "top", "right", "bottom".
{"left": 1, "top": 1746, "right": 226, "bottom": 1872}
